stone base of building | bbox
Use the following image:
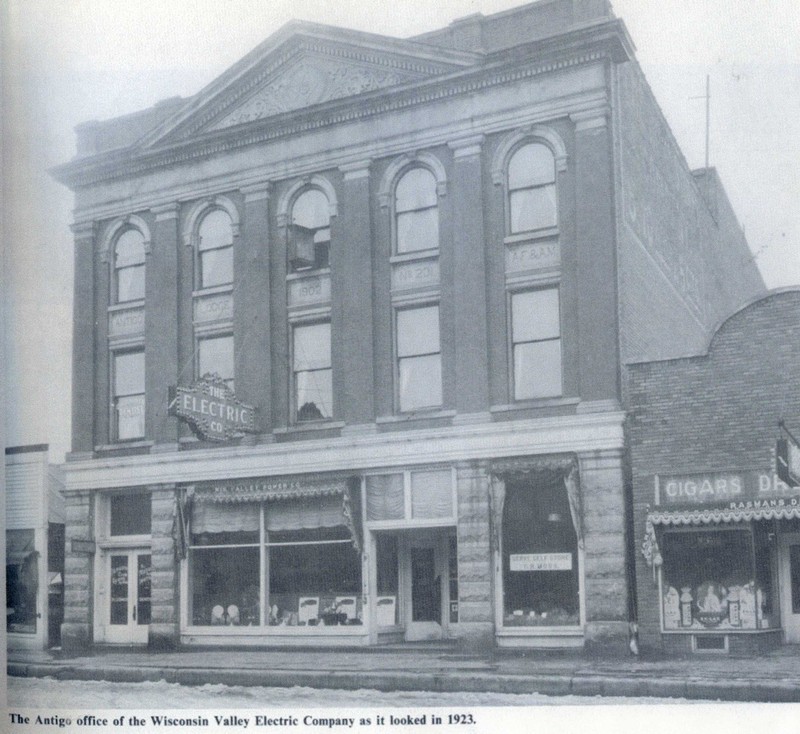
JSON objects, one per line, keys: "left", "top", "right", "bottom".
{"left": 659, "top": 630, "right": 783, "bottom": 657}
{"left": 61, "top": 623, "right": 92, "bottom": 655}
{"left": 583, "top": 620, "right": 631, "bottom": 656}
{"left": 148, "top": 624, "right": 180, "bottom": 651}
{"left": 454, "top": 623, "right": 495, "bottom": 653}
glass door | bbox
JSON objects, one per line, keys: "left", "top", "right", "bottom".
{"left": 106, "top": 551, "right": 151, "bottom": 644}
{"left": 780, "top": 535, "right": 800, "bottom": 643}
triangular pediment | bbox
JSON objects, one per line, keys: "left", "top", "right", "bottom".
{"left": 141, "top": 23, "right": 479, "bottom": 148}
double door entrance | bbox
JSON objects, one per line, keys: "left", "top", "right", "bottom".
{"left": 104, "top": 550, "right": 151, "bottom": 644}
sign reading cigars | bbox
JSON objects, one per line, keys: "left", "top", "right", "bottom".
{"left": 169, "top": 373, "right": 255, "bottom": 442}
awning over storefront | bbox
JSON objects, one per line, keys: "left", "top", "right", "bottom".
{"left": 173, "top": 475, "right": 363, "bottom": 558}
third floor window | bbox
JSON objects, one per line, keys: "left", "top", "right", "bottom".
{"left": 395, "top": 167, "right": 438, "bottom": 254}
{"left": 114, "top": 228, "right": 146, "bottom": 303}
{"left": 290, "top": 189, "right": 330, "bottom": 272}
{"left": 198, "top": 209, "right": 234, "bottom": 288}
{"left": 507, "top": 143, "right": 557, "bottom": 234}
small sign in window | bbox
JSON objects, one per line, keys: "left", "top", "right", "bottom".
{"left": 509, "top": 552, "right": 572, "bottom": 572}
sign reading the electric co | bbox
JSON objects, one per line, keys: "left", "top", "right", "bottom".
{"left": 169, "top": 374, "right": 255, "bottom": 442}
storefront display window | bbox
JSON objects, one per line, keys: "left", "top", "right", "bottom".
{"left": 6, "top": 529, "right": 38, "bottom": 634}
{"left": 375, "top": 533, "right": 399, "bottom": 626}
{"left": 502, "top": 473, "right": 580, "bottom": 626}
{"left": 187, "top": 494, "right": 362, "bottom": 629}
{"left": 660, "top": 528, "right": 777, "bottom": 631}
{"left": 366, "top": 470, "right": 454, "bottom": 524}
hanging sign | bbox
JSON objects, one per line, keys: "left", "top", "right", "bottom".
{"left": 168, "top": 374, "right": 255, "bottom": 442}
{"left": 510, "top": 553, "right": 573, "bottom": 571}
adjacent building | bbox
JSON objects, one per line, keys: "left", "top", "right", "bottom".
{"left": 52, "top": 0, "right": 764, "bottom": 654}
{"left": 6, "top": 445, "right": 66, "bottom": 650}
{"left": 629, "top": 289, "right": 800, "bottom": 655}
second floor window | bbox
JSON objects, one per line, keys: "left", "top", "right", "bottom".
{"left": 198, "top": 209, "right": 234, "bottom": 288}
{"left": 113, "top": 350, "right": 145, "bottom": 441}
{"left": 198, "top": 334, "right": 234, "bottom": 390}
{"left": 508, "top": 143, "right": 557, "bottom": 234}
{"left": 396, "top": 305, "right": 442, "bottom": 412}
{"left": 293, "top": 322, "right": 332, "bottom": 421}
{"left": 290, "top": 189, "right": 330, "bottom": 271}
{"left": 114, "top": 229, "right": 146, "bottom": 303}
{"left": 395, "top": 167, "right": 438, "bottom": 254}
{"left": 511, "top": 288, "right": 562, "bottom": 400}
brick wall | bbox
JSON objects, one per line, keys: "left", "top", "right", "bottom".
{"left": 615, "top": 62, "right": 765, "bottom": 365}
{"left": 628, "top": 289, "right": 800, "bottom": 652}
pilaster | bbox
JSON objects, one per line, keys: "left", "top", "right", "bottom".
{"left": 71, "top": 221, "right": 96, "bottom": 453}
{"left": 61, "top": 491, "right": 94, "bottom": 653}
{"left": 148, "top": 484, "right": 179, "bottom": 650}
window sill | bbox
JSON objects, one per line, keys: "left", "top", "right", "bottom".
{"left": 183, "top": 625, "right": 367, "bottom": 636}
{"left": 286, "top": 268, "right": 331, "bottom": 281}
{"left": 95, "top": 440, "right": 153, "bottom": 452}
{"left": 496, "top": 625, "right": 583, "bottom": 637}
{"left": 490, "top": 398, "right": 579, "bottom": 413}
{"left": 192, "top": 284, "right": 233, "bottom": 298}
{"left": 274, "top": 421, "right": 345, "bottom": 435}
{"left": 504, "top": 228, "right": 559, "bottom": 245}
{"left": 376, "top": 410, "right": 456, "bottom": 424}
{"left": 389, "top": 249, "right": 438, "bottom": 264}
{"left": 107, "top": 300, "right": 144, "bottom": 313}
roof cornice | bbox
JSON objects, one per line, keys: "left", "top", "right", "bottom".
{"left": 52, "top": 20, "right": 632, "bottom": 190}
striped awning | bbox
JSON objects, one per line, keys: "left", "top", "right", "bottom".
{"left": 648, "top": 504, "right": 800, "bottom": 526}
{"left": 490, "top": 454, "right": 577, "bottom": 476}
{"left": 193, "top": 476, "right": 349, "bottom": 503}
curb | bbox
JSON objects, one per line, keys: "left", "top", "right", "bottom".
{"left": 9, "top": 662, "right": 800, "bottom": 703}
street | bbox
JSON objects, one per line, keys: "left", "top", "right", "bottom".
{"left": 8, "top": 675, "right": 700, "bottom": 708}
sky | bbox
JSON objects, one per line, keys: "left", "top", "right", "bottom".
{"left": 3, "top": 0, "right": 799, "bottom": 462}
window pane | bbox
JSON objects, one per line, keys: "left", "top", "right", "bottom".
{"left": 661, "top": 530, "right": 756, "bottom": 631}
{"left": 294, "top": 323, "right": 331, "bottom": 370}
{"left": 397, "top": 208, "right": 439, "bottom": 253}
{"left": 198, "top": 209, "right": 233, "bottom": 251}
{"left": 198, "top": 335, "right": 234, "bottom": 385}
{"left": 190, "top": 547, "right": 260, "bottom": 626}
{"left": 6, "top": 529, "right": 37, "bottom": 634}
{"left": 296, "top": 368, "right": 333, "bottom": 420}
{"left": 411, "top": 470, "right": 453, "bottom": 519}
{"left": 513, "top": 340, "right": 562, "bottom": 399}
{"left": 399, "top": 354, "right": 442, "bottom": 411}
{"left": 396, "top": 168, "right": 438, "bottom": 212}
{"left": 512, "top": 289, "right": 560, "bottom": 343}
{"left": 397, "top": 306, "right": 440, "bottom": 357}
{"left": 502, "top": 474, "right": 579, "bottom": 627}
{"left": 110, "top": 494, "right": 151, "bottom": 536}
{"left": 114, "top": 351, "right": 144, "bottom": 396}
{"left": 508, "top": 144, "right": 555, "bottom": 189}
{"left": 366, "top": 474, "right": 405, "bottom": 521}
{"left": 509, "top": 186, "right": 557, "bottom": 233}
{"left": 115, "top": 229, "right": 146, "bottom": 266}
{"left": 292, "top": 189, "right": 330, "bottom": 230}
{"left": 116, "top": 395, "right": 145, "bottom": 439}
{"left": 117, "top": 264, "right": 145, "bottom": 302}
{"left": 269, "top": 540, "right": 362, "bottom": 627}
{"left": 376, "top": 534, "right": 399, "bottom": 626}
{"left": 200, "top": 247, "right": 233, "bottom": 288}
{"left": 191, "top": 501, "right": 259, "bottom": 541}
{"left": 110, "top": 556, "right": 129, "bottom": 625}
{"left": 137, "top": 554, "right": 151, "bottom": 625}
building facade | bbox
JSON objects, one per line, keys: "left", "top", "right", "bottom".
{"left": 5, "top": 445, "right": 66, "bottom": 650}
{"left": 53, "top": 0, "right": 764, "bottom": 654}
{"left": 629, "top": 289, "right": 800, "bottom": 655}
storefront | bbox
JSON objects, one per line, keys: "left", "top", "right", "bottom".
{"left": 641, "top": 470, "right": 800, "bottom": 653}
{"left": 5, "top": 445, "right": 66, "bottom": 651}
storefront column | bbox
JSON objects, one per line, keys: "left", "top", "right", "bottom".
{"left": 149, "top": 484, "right": 179, "bottom": 649}
{"left": 455, "top": 461, "right": 494, "bottom": 649}
{"left": 61, "top": 491, "right": 94, "bottom": 653}
{"left": 578, "top": 448, "right": 630, "bottom": 654}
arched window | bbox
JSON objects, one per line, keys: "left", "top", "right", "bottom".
{"left": 507, "top": 143, "right": 557, "bottom": 234}
{"left": 114, "top": 228, "right": 146, "bottom": 303}
{"left": 198, "top": 209, "right": 234, "bottom": 288}
{"left": 395, "top": 167, "right": 438, "bottom": 254}
{"left": 290, "top": 189, "right": 330, "bottom": 271}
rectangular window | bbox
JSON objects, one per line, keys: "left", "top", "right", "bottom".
{"left": 113, "top": 350, "right": 145, "bottom": 441}
{"left": 110, "top": 494, "right": 151, "bottom": 536}
{"left": 293, "top": 322, "right": 332, "bottom": 421}
{"left": 198, "top": 334, "right": 234, "bottom": 389}
{"left": 502, "top": 474, "right": 580, "bottom": 627}
{"left": 660, "top": 529, "right": 768, "bottom": 631}
{"left": 365, "top": 469, "right": 454, "bottom": 524}
{"left": 396, "top": 305, "right": 441, "bottom": 412}
{"left": 511, "top": 288, "right": 562, "bottom": 400}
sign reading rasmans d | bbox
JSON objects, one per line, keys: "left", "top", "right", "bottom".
{"left": 169, "top": 374, "right": 255, "bottom": 442}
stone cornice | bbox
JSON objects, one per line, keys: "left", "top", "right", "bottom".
{"left": 52, "top": 22, "right": 631, "bottom": 191}
{"left": 60, "top": 411, "right": 626, "bottom": 491}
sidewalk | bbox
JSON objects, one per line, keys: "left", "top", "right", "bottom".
{"left": 8, "top": 644, "right": 800, "bottom": 703}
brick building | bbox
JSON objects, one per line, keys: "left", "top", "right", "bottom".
{"left": 629, "top": 289, "right": 800, "bottom": 655}
{"left": 52, "top": 0, "right": 763, "bottom": 654}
